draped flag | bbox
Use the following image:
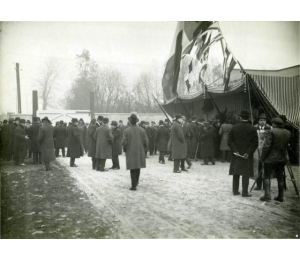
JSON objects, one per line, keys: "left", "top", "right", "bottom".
{"left": 223, "top": 45, "right": 237, "bottom": 92}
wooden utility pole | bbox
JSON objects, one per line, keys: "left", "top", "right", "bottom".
{"left": 16, "top": 63, "right": 22, "bottom": 114}
{"left": 32, "top": 90, "right": 38, "bottom": 119}
{"left": 90, "top": 92, "right": 95, "bottom": 120}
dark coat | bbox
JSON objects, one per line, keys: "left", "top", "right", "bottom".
{"left": 122, "top": 124, "right": 149, "bottom": 170}
{"left": 28, "top": 122, "right": 41, "bottom": 153}
{"left": 260, "top": 127, "right": 291, "bottom": 164}
{"left": 77, "top": 125, "right": 86, "bottom": 152}
{"left": 53, "top": 125, "right": 67, "bottom": 149}
{"left": 228, "top": 121, "right": 258, "bottom": 177}
{"left": 119, "top": 125, "right": 126, "bottom": 142}
{"left": 183, "top": 122, "right": 192, "bottom": 156}
{"left": 6, "top": 122, "right": 15, "bottom": 157}
{"left": 187, "top": 122, "right": 199, "bottom": 154}
{"left": 146, "top": 127, "right": 155, "bottom": 150}
{"left": 14, "top": 124, "right": 27, "bottom": 158}
{"left": 155, "top": 125, "right": 170, "bottom": 152}
{"left": 171, "top": 121, "right": 187, "bottom": 159}
{"left": 67, "top": 124, "right": 83, "bottom": 158}
{"left": 88, "top": 123, "right": 98, "bottom": 158}
{"left": 112, "top": 127, "right": 122, "bottom": 156}
{"left": 200, "top": 127, "right": 217, "bottom": 158}
{"left": 38, "top": 124, "right": 56, "bottom": 162}
{"left": 94, "top": 124, "right": 114, "bottom": 159}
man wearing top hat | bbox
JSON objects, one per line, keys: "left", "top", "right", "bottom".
{"left": 171, "top": 114, "right": 188, "bottom": 173}
{"left": 122, "top": 114, "right": 149, "bottom": 190}
{"left": 28, "top": 117, "right": 42, "bottom": 164}
{"left": 110, "top": 120, "right": 122, "bottom": 169}
{"left": 228, "top": 110, "right": 258, "bottom": 197}
{"left": 94, "top": 117, "right": 114, "bottom": 171}
{"left": 253, "top": 113, "right": 272, "bottom": 190}
{"left": 38, "top": 117, "right": 56, "bottom": 171}
{"left": 187, "top": 115, "right": 199, "bottom": 161}
{"left": 259, "top": 117, "right": 291, "bottom": 202}
{"left": 14, "top": 119, "right": 30, "bottom": 166}
{"left": 67, "top": 118, "right": 83, "bottom": 167}
{"left": 155, "top": 120, "right": 170, "bottom": 164}
{"left": 53, "top": 120, "right": 67, "bottom": 158}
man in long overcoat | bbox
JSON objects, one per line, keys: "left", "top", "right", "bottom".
{"left": 5, "top": 118, "right": 15, "bottom": 161}
{"left": 38, "top": 117, "right": 56, "bottom": 171}
{"left": 14, "top": 119, "right": 29, "bottom": 166}
{"left": 228, "top": 110, "right": 258, "bottom": 197}
{"left": 87, "top": 119, "right": 98, "bottom": 169}
{"left": 119, "top": 120, "right": 126, "bottom": 145}
{"left": 28, "top": 117, "right": 42, "bottom": 164}
{"left": 1, "top": 120, "right": 8, "bottom": 160}
{"left": 259, "top": 117, "right": 291, "bottom": 202}
{"left": 53, "top": 120, "right": 67, "bottom": 157}
{"left": 122, "top": 114, "right": 149, "bottom": 190}
{"left": 25, "top": 120, "right": 32, "bottom": 158}
{"left": 110, "top": 121, "right": 122, "bottom": 169}
{"left": 78, "top": 119, "right": 86, "bottom": 155}
{"left": 155, "top": 120, "right": 170, "bottom": 164}
{"left": 200, "top": 122, "right": 217, "bottom": 165}
{"left": 188, "top": 116, "right": 199, "bottom": 161}
{"left": 67, "top": 118, "right": 83, "bottom": 167}
{"left": 171, "top": 114, "right": 188, "bottom": 173}
{"left": 182, "top": 116, "right": 193, "bottom": 169}
{"left": 145, "top": 122, "right": 155, "bottom": 156}
{"left": 13, "top": 117, "right": 20, "bottom": 161}
{"left": 94, "top": 117, "right": 114, "bottom": 171}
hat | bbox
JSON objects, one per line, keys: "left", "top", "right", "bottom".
{"left": 175, "top": 114, "right": 183, "bottom": 120}
{"left": 128, "top": 114, "right": 139, "bottom": 124}
{"left": 3, "top": 119, "right": 7, "bottom": 123}
{"left": 151, "top": 121, "right": 155, "bottom": 124}
{"left": 159, "top": 120, "right": 164, "bottom": 125}
{"left": 239, "top": 110, "right": 250, "bottom": 117}
{"left": 79, "top": 118, "right": 84, "bottom": 122}
{"left": 91, "top": 119, "right": 96, "bottom": 124}
{"left": 119, "top": 120, "right": 123, "bottom": 123}
{"left": 279, "top": 115, "right": 287, "bottom": 123}
{"left": 42, "top": 117, "right": 50, "bottom": 123}
{"left": 111, "top": 120, "right": 118, "bottom": 126}
{"left": 71, "top": 118, "right": 78, "bottom": 123}
{"left": 165, "top": 119, "right": 169, "bottom": 122}
{"left": 271, "top": 117, "right": 284, "bottom": 125}
{"left": 20, "top": 119, "right": 25, "bottom": 124}
{"left": 59, "top": 120, "right": 64, "bottom": 124}
{"left": 15, "top": 117, "right": 20, "bottom": 121}
{"left": 33, "top": 117, "right": 39, "bottom": 122}
{"left": 258, "top": 113, "right": 267, "bottom": 120}
{"left": 26, "top": 120, "right": 31, "bottom": 123}
{"left": 9, "top": 118, "right": 14, "bottom": 122}
{"left": 103, "top": 117, "right": 109, "bottom": 124}
{"left": 203, "top": 122, "right": 210, "bottom": 128}
{"left": 97, "top": 115, "right": 103, "bottom": 121}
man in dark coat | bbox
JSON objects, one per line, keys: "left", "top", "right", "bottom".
{"left": 78, "top": 119, "right": 86, "bottom": 155}
{"left": 110, "top": 121, "right": 122, "bottom": 169}
{"left": 171, "top": 114, "right": 188, "bottom": 173}
{"left": 259, "top": 117, "right": 291, "bottom": 202}
{"left": 14, "top": 119, "right": 30, "bottom": 166}
{"left": 5, "top": 118, "right": 16, "bottom": 161}
{"left": 182, "top": 116, "right": 192, "bottom": 169}
{"left": 94, "top": 117, "right": 114, "bottom": 171}
{"left": 200, "top": 122, "right": 217, "bottom": 165}
{"left": 228, "top": 110, "right": 258, "bottom": 197}
{"left": 53, "top": 120, "right": 67, "bottom": 157}
{"left": 197, "top": 118, "right": 205, "bottom": 160}
{"left": 155, "top": 120, "right": 170, "bottom": 164}
{"left": 38, "top": 117, "right": 56, "bottom": 171}
{"left": 13, "top": 117, "right": 20, "bottom": 161}
{"left": 188, "top": 115, "right": 199, "bottom": 161}
{"left": 1, "top": 119, "right": 8, "bottom": 160}
{"left": 67, "top": 118, "right": 83, "bottom": 167}
{"left": 119, "top": 120, "right": 126, "bottom": 144}
{"left": 25, "top": 120, "right": 32, "bottom": 158}
{"left": 145, "top": 122, "right": 155, "bottom": 156}
{"left": 28, "top": 117, "right": 42, "bottom": 164}
{"left": 122, "top": 114, "right": 149, "bottom": 190}
{"left": 88, "top": 119, "right": 98, "bottom": 169}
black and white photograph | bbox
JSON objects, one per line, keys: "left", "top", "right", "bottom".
{"left": 0, "top": 1, "right": 299, "bottom": 258}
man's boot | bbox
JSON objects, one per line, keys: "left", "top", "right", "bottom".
{"left": 274, "top": 181, "right": 284, "bottom": 202}
{"left": 260, "top": 178, "right": 271, "bottom": 202}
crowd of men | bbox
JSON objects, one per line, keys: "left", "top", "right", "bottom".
{"left": 0, "top": 111, "right": 292, "bottom": 198}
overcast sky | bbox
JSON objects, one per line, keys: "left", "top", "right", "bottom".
{"left": 0, "top": 21, "right": 299, "bottom": 114}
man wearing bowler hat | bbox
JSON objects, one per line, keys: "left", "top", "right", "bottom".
{"left": 94, "top": 117, "right": 114, "bottom": 171}
{"left": 28, "top": 117, "right": 42, "bottom": 164}
{"left": 67, "top": 118, "right": 83, "bottom": 167}
{"left": 110, "top": 120, "right": 122, "bottom": 169}
{"left": 88, "top": 118, "right": 98, "bottom": 170}
{"left": 228, "top": 110, "right": 258, "bottom": 197}
{"left": 38, "top": 117, "right": 56, "bottom": 171}
{"left": 253, "top": 113, "right": 272, "bottom": 190}
{"left": 155, "top": 120, "right": 170, "bottom": 164}
{"left": 14, "top": 119, "right": 30, "bottom": 166}
{"left": 53, "top": 120, "right": 67, "bottom": 157}
{"left": 122, "top": 114, "right": 149, "bottom": 190}
{"left": 171, "top": 114, "right": 188, "bottom": 173}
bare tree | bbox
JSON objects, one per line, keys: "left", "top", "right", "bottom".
{"left": 37, "top": 59, "right": 60, "bottom": 109}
